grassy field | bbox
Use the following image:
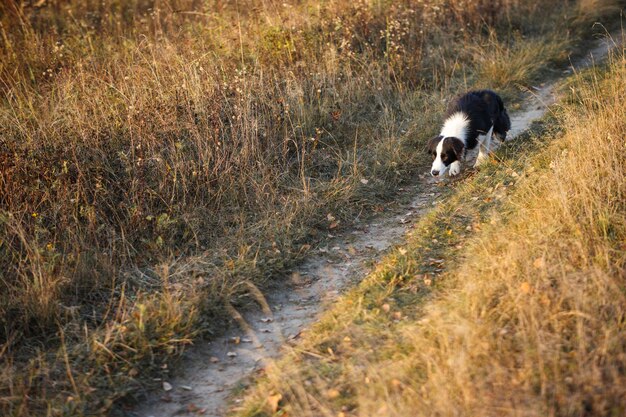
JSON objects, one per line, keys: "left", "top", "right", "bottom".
{"left": 233, "top": 28, "right": 626, "bottom": 417}
{"left": 0, "top": 0, "right": 622, "bottom": 416}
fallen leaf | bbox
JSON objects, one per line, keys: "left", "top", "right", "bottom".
{"left": 326, "top": 389, "right": 341, "bottom": 399}
{"left": 267, "top": 393, "right": 282, "bottom": 413}
{"left": 291, "top": 271, "right": 304, "bottom": 284}
{"left": 327, "top": 213, "right": 336, "bottom": 222}
{"left": 329, "top": 221, "right": 340, "bottom": 230}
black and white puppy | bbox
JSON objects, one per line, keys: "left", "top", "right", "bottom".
{"left": 427, "top": 90, "right": 511, "bottom": 177}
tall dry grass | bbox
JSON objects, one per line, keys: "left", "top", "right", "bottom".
{"left": 0, "top": 0, "right": 589, "bottom": 415}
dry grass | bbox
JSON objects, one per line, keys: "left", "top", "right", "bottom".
{"left": 0, "top": 0, "right": 612, "bottom": 415}
{"left": 474, "top": 31, "right": 569, "bottom": 90}
{"left": 234, "top": 32, "right": 626, "bottom": 417}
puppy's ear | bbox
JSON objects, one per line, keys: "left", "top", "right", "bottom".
{"left": 451, "top": 137, "right": 465, "bottom": 160}
{"left": 426, "top": 135, "right": 442, "bottom": 154}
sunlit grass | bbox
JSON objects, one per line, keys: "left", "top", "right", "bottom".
{"left": 0, "top": 0, "right": 612, "bottom": 415}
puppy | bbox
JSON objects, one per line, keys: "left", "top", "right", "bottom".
{"left": 427, "top": 90, "right": 510, "bottom": 177}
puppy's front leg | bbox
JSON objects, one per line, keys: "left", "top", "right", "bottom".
{"left": 449, "top": 161, "right": 462, "bottom": 176}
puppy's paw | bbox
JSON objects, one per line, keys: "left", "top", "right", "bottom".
{"left": 449, "top": 161, "right": 461, "bottom": 176}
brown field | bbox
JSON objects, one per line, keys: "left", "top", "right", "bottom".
{"left": 0, "top": 0, "right": 623, "bottom": 416}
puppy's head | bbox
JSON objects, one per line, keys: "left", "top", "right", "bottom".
{"left": 428, "top": 136, "right": 464, "bottom": 177}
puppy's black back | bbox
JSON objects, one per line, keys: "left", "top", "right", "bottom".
{"left": 446, "top": 90, "right": 510, "bottom": 147}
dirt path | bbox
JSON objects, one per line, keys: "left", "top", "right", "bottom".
{"left": 133, "top": 32, "right": 621, "bottom": 417}
{"left": 134, "top": 170, "right": 441, "bottom": 417}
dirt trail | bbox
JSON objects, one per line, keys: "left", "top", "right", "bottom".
{"left": 133, "top": 32, "right": 621, "bottom": 417}
{"left": 135, "top": 171, "right": 441, "bottom": 417}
